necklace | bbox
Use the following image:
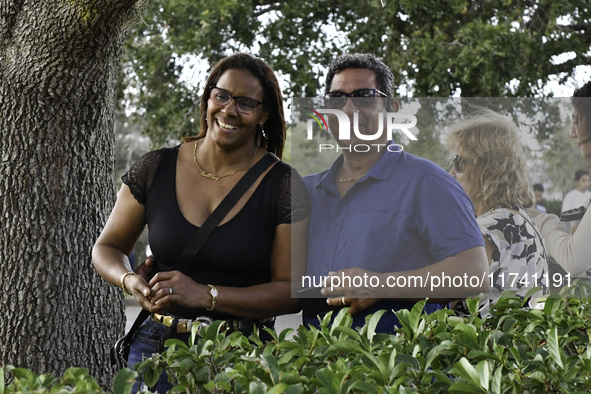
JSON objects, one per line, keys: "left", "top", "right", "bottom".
{"left": 337, "top": 175, "right": 365, "bottom": 183}
{"left": 337, "top": 172, "right": 367, "bottom": 182}
{"left": 193, "top": 140, "right": 257, "bottom": 181}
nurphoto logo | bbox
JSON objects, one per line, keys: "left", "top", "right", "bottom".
{"left": 304, "top": 107, "right": 418, "bottom": 153}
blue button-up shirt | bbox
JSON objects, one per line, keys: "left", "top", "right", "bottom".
{"left": 302, "top": 146, "right": 484, "bottom": 332}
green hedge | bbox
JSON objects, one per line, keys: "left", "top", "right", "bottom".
{"left": 3, "top": 287, "right": 591, "bottom": 393}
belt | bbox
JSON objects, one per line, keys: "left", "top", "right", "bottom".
{"left": 151, "top": 313, "right": 274, "bottom": 334}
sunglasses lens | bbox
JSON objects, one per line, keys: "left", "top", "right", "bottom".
{"left": 351, "top": 96, "right": 375, "bottom": 107}
{"left": 452, "top": 156, "right": 464, "bottom": 173}
{"left": 325, "top": 96, "right": 347, "bottom": 109}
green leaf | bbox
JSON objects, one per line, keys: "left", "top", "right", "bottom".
{"left": 543, "top": 297, "right": 561, "bottom": 317}
{"left": 261, "top": 354, "right": 280, "bottom": 385}
{"left": 364, "top": 310, "right": 387, "bottom": 342}
{"left": 491, "top": 365, "right": 502, "bottom": 394}
{"left": 449, "top": 358, "right": 486, "bottom": 393}
{"left": 474, "top": 360, "right": 489, "bottom": 390}
{"left": 449, "top": 382, "right": 485, "bottom": 393}
{"left": 326, "top": 341, "right": 363, "bottom": 354}
{"left": 330, "top": 308, "right": 353, "bottom": 334}
{"left": 331, "top": 326, "right": 363, "bottom": 342}
{"left": 547, "top": 327, "right": 564, "bottom": 369}
{"left": 266, "top": 383, "right": 304, "bottom": 394}
{"left": 112, "top": 368, "right": 137, "bottom": 394}
{"left": 142, "top": 364, "right": 163, "bottom": 389}
{"left": 248, "top": 381, "right": 267, "bottom": 394}
{"left": 315, "top": 368, "right": 337, "bottom": 391}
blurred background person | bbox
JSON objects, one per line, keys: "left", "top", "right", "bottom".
{"left": 533, "top": 183, "right": 547, "bottom": 212}
{"left": 530, "top": 82, "right": 591, "bottom": 279}
{"left": 561, "top": 169, "right": 591, "bottom": 212}
{"left": 448, "top": 108, "right": 549, "bottom": 316}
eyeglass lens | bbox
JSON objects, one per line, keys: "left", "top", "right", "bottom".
{"left": 210, "top": 87, "right": 261, "bottom": 113}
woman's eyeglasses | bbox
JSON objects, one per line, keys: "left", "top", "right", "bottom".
{"left": 451, "top": 154, "right": 467, "bottom": 173}
{"left": 209, "top": 87, "right": 263, "bottom": 114}
{"left": 324, "top": 88, "right": 389, "bottom": 109}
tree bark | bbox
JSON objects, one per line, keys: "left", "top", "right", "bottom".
{"left": 0, "top": 0, "right": 140, "bottom": 386}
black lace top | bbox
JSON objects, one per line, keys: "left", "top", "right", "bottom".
{"left": 122, "top": 145, "right": 310, "bottom": 319}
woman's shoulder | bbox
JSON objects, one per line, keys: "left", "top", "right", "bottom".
{"left": 122, "top": 145, "right": 180, "bottom": 205}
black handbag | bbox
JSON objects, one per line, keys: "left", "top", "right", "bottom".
{"left": 110, "top": 153, "right": 278, "bottom": 369}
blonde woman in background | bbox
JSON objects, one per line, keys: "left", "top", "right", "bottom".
{"left": 448, "top": 108, "right": 549, "bottom": 316}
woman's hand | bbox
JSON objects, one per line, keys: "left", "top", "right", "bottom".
{"left": 148, "top": 271, "right": 209, "bottom": 311}
{"left": 124, "top": 273, "right": 153, "bottom": 312}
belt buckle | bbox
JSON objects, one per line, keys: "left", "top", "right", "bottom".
{"left": 194, "top": 316, "right": 214, "bottom": 332}
{"left": 162, "top": 315, "right": 175, "bottom": 327}
{"left": 153, "top": 313, "right": 175, "bottom": 327}
{"left": 177, "top": 316, "right": 214, "bottom": 333}
{"left": 177, "top": 319, "right": 191, "bottom": 333}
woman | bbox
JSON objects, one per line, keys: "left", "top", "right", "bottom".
{"left": 447, "top": 108, "right": 549, "bottom": 316}
{"left": 530, "top": 82, "right": 591, "bottom": 278}
{"left": 92, "top": 53, "right": 309, "bottom": 392}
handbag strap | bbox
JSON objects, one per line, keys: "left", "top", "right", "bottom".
{"left": 173, "top": 152, "right": 278, "bottom": 272}
{"left": 126, "top": 153, "right": 278, "bottom": 333}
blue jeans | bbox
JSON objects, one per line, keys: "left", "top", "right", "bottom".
{"left": 128, "top": 318, "right": 190, "bottom": 393}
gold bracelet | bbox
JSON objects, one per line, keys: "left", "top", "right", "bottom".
{"left": 206, "top": 284, "right": 218, "bottom": 311}
{"left": 120, "top": 272, "right": 136, "bottom": 296}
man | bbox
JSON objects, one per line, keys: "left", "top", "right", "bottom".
{"left": 533, "top": 183, "right": 547, "bottom": 212}
{"left": 300, "top": 53, "right": 489, "bottom": 333}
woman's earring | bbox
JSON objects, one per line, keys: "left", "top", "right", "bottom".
{"left": 259, "top": 124, "right": 268, "bottom": 140}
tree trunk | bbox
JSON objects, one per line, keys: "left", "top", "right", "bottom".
{"left": 0, "top": 0, "right": 140, "bottom": 386}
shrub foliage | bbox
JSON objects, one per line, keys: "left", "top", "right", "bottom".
{"left": 3, "top": 289, "right": 591, "bottom": 393}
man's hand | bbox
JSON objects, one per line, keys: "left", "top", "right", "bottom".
{"left": 321, "top": 268, "right": 381, "bottom": 315}
{"left": 135, "top": 255, "right": 156, "bottom": 281}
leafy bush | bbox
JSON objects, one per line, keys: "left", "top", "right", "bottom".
{"left": 0, "top": 365, "right": 136, "bottom": 393}
{"left": 3, "top": 288, "right": 591, "bottom": 393}
{"left": 134, "top": 290, "right": 591, "bottom": 393}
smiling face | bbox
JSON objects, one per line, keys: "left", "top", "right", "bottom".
{"left": 206, "top": 68, "right": 268, "bottom": 150}
{"left": 327, "top": 68, "right": 390, "bottom": 148}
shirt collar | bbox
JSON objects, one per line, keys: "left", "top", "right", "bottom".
{"left": 313, "top": 140, "right": 403, "bottom": 192}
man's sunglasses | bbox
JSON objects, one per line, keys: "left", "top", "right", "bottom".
{"left": 451, "top": 154, "right": 468, "bottom": 173}
{"left": 209, "top": 87, "right": 263, "bottom": 114}
{"left": 324, "top": 88, "right": 389, "bottom": 109}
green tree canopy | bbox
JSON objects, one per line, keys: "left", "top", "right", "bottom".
{"left": 118, "top": 0, "right": 591, "bottom": 145}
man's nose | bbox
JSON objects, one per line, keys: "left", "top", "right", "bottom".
{"left": 341, "top": 97, "right": 360, "bottom": 115}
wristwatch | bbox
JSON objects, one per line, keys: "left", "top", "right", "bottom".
{"left": 206, "top": 284, "right": 218, "bottom": 311}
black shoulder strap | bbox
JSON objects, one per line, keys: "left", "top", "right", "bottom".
{"left": 173, "top": 153, "right": 278, "bottom": 272}
{"left": 126, "top": 153, "right": 278, "bottom": 334}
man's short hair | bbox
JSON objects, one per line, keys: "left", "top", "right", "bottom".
{"left": 575, "top": 169, "right": 589, "bottom": 181}
{"left": 325, "top": 53, "right": 395, "bottom": 97}
{"left": 533, "top": 183, "right": 544, "bottom": 192}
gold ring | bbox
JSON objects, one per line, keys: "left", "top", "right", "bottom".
{"left": 341, "top": 296, "right": 347, "bottom": 306}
